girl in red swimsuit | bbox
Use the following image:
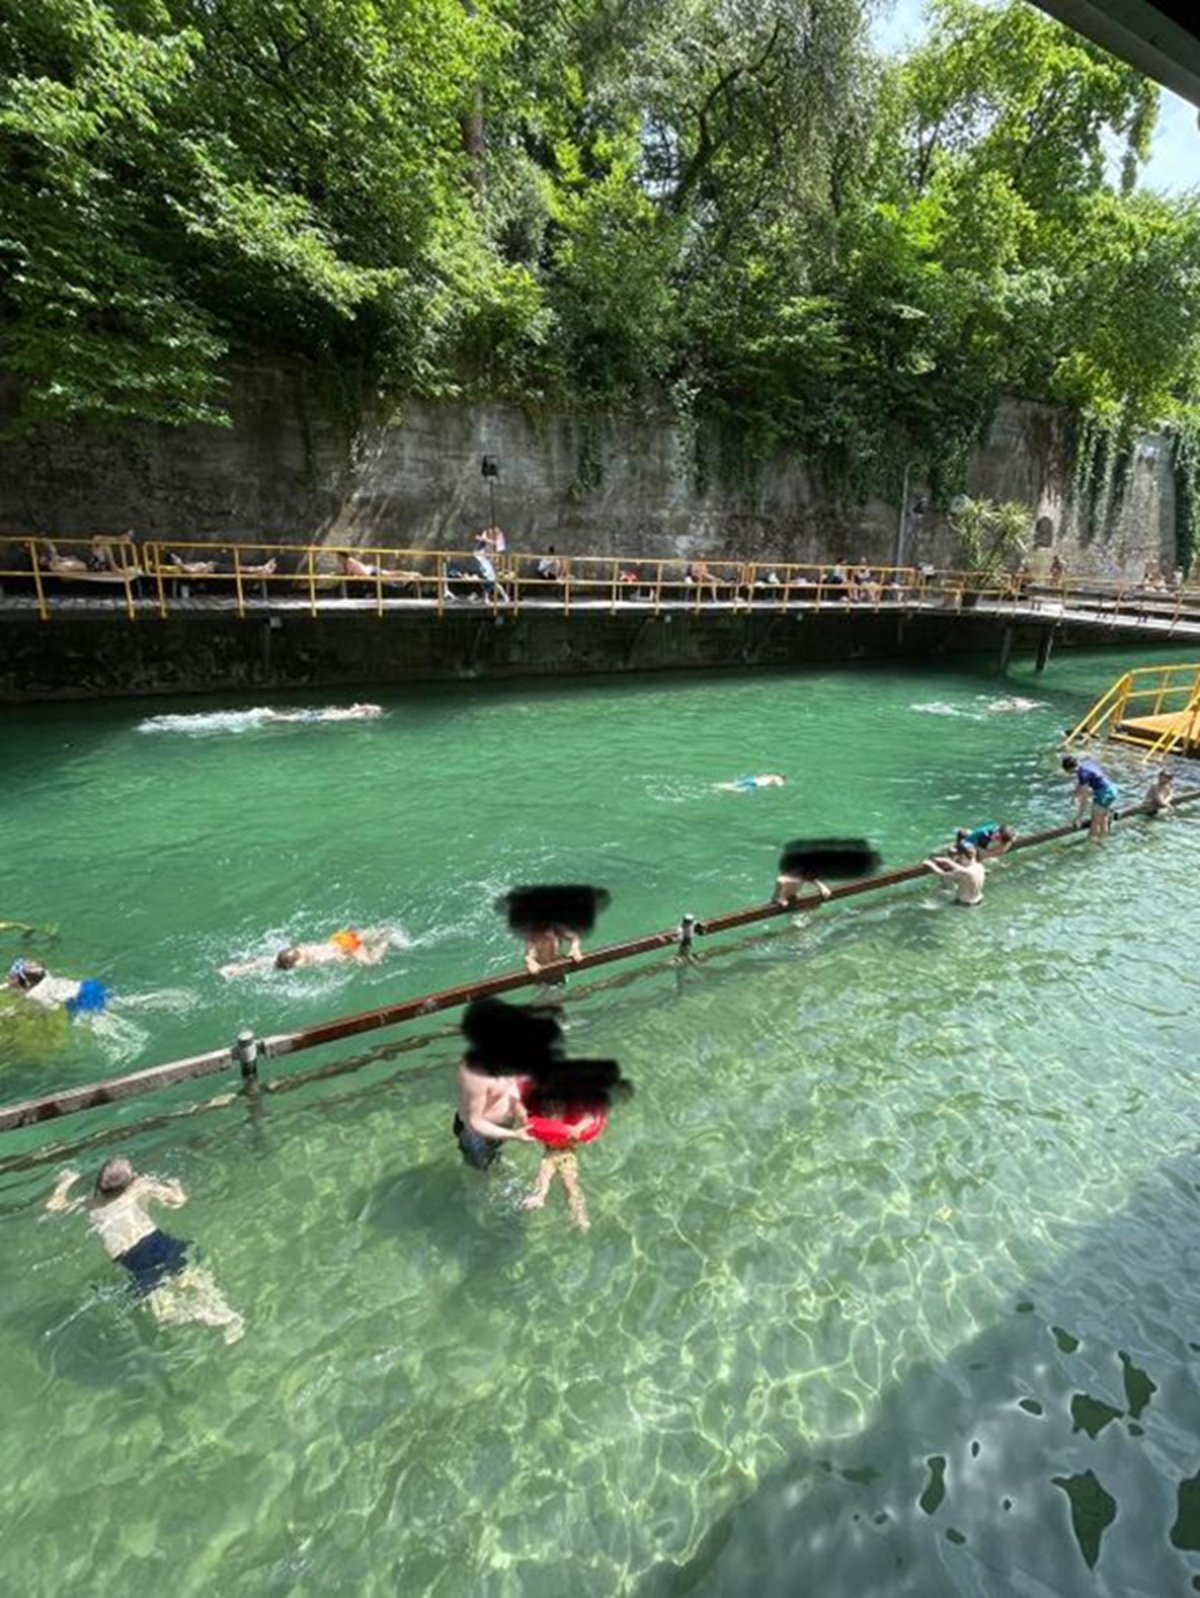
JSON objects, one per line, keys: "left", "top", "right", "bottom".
{"left": 519, "top": 1082, "right": 607, "bottom": 1231}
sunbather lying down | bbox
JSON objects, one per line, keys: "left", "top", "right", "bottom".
{"left": 168, "top": 552, "right": 278, "bottom": 577}
{"left": 335, "top": 553, "right": 425, "bottom": 583}
{"left": 39, "top": 538, "right": 139, "bottom": 576}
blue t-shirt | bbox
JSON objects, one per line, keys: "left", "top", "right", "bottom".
{"left": 1077, "top": 759, "right": 1115, "bottom": 795}
{"left": 963, "top": 823, "right": 998, "bottom": 848}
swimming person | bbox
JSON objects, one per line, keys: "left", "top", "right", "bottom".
{"left": 773, "top": 873, "right": 833, "bottom": 908}
{"left": 220, "top": 928, "right": 395, "bottom": 978}
{"left": 8, "top": 958, "right": 108, "bottom": 1017}
{"left": 923, "top": 841, "right": 987, "bottom": 905}
{"left": 718, "top": 774, "right": 786, "bottom": 792}
{"left": 45, "top": 1158, "right": 244, "bottom": 1343}
{"left": 1143, "top": 769, "right": 1175, "bottom": 816}
{"left": 259, "top": 704, "right": 383, "bottom": 724}
{"left": 1062, "top": 754, "right": 1119, "bottom": 840}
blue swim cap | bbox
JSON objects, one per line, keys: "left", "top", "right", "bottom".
{"left": 8, "top": 957, "right": 28, "bottom": 980}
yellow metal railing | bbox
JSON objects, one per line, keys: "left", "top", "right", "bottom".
{"left": 1064, "top": 661, "right": 1200, "bottom": 758}
{"left": 3, "top": 535, "right": 1200, "bottom": 632}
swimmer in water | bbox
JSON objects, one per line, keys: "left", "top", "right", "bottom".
{"left": 7, "top": 958, "right": 108, "bottom": 1017}
{"left": 259, "top": 704, "right": 383, "bottom": 724}
{"left": 987, "top": 697, "right": 1042, "bottom": 713}
{"left": 46, "top": 1158, "right": 244, "bottom": 1343}
{"left": 1143, "top": 768, "right": 1175, "bottom": 816}
{"left": 718, "top": 774, "right": 786, "bottom": 792}
{"left": 923, "top": 841, "right": 986, "bottom": 905}
{"left": 220, "top": 927, "right": 395, "bottom": 978}
{"left": 520, "top": 1095, "right": 601, "bottom": 1230}
{"left": 773, "top": 873, "right": 833, "bottom": 908}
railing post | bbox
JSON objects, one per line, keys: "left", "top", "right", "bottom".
{"left": 375, "top": 552, "right": 384, "bottom": 618}
{"left": 28, "top": 539, "right": 48, "bottom": 623}
{"left": 653, "top": 561, "right": 663, "bottom": 616}
{"left": 563, "top": 558, "right": 572, "bottom": 617}
{"left": 234, "top": 1029, "right": 259, "bottom": 1082}
{"left": 436, "top": 552, "right": 446, "bottom": 618}
{"left": 679, "top": 913, "right": 696, "bottom": 953}
{"left": 233, "top": 546, "right": 246, "bottom": 620}
{"left": 307, "top": 549, "right": 318, "bottom": 617}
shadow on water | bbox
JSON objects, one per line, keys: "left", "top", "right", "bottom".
{"left": 637, "top": 1147, "right": 1200, "bottom": 1598}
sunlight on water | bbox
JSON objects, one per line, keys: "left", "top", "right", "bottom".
{"left": 2, "top": 648, "right": 1200, "bottom": 1595}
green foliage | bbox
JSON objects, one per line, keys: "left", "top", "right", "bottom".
{"left": 0, "top": 0, "right": 1197, "bottom": 545}
{"left": 948, "top": 496, "right": 1030, "bottom": 576}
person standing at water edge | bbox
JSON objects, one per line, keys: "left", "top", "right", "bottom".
{"left": 923, "top": 841, "right": 987, "bottom": 905}
{"left": 46, "top": 1159, "right": 243, "bottom": 1343}
{"left": 1062, "top": 754, "right": 1119, "bottom": 840}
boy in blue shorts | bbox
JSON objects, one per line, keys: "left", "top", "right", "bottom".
{"left": 1062, "top": 755, "right": 1119, "bottom": 840}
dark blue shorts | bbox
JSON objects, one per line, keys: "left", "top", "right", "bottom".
{"left": 116, "top": 1230, "right": 188, "bottom": 1297}
{"left": 453, "top": 1113, "right": 501, "bottom": 1171}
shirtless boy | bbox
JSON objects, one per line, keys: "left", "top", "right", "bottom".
{"left": 923, "top": 841, "right": 987, "bottom": 905}
{"left": 454, "top": 1058, "right": 534, "bottom": 1169}
{"left": 46, "top": 1158, "right": 243, "bottom": 1343}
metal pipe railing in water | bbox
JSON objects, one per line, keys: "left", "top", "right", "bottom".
{"left": 1, "top": 787, "right": 1196, "bottom": 1133}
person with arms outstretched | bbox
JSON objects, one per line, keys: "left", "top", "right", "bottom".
{"left": 46, "top": 1158, "right": 243, "bottom": 1343}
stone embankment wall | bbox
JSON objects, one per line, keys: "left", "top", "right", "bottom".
{"left": 0, "top": 366, "right": 1176, "bottom": 578}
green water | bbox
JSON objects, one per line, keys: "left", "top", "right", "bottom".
{"left": 3, "top": 649, "right": 1200, "bottom": 1596}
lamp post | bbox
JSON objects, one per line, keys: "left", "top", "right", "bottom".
{"left": 481, "top": 454, "right": 499, "bottom": 531}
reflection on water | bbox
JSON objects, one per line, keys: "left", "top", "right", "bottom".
{"left": 1, "top": 652, "right": 1200, "bottom": 1594}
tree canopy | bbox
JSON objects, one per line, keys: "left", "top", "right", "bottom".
{"left": 2, "top": 0, "right": 1198, "bottom": 498}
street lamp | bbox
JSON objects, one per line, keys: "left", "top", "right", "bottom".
{"left": 481, "top": 454, "right": 499, "bottom": 530}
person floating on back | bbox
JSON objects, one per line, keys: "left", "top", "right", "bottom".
{"left": 1062, "top": 754, "right": 1119, "bottom": 840}
{"left": 46, "top": 1158, "right": 244, "bottom": 1343}
{"left": 924, "top": 840, "right": 987, "bottom": 905}
{"left": 1143, "top": 768, "right": 1175, "bottom": 817}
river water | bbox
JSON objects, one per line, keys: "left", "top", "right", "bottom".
{"left": 2, "top": 648, "right": 1199, "bottom": 1596}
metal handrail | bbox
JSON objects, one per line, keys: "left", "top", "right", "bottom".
{"left": 3, "top": 535, "right": 1200, "bottom": 631}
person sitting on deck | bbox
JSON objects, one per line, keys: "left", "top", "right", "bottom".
{"left": 8, "top": 957, "right": 108, "bottom": 1017}
{"left": 220, "top": 927, "right": 395, "bottom": 978}
{"left": 46, "top": 1158, "right": 243, "bottom": 1343}
{"left": 535, "top": 546, "right": 564, "bottom": 582}
{"left": 923, "top": 841, "right": 987, "bottom": 905}
{"left": 1143, "top": 769, "right": 1175, "bottom": 816}
{"left": 687, "top": 561, "right": 721, "bottom": 602}
{"left": 1062, "top": 754, "right": 1119, "bottom": 840}
{"left": 822, "top": 564, "right": 850, "bottom": 598}
{"left": 472, "top": 535, "right": 508, "bottom": 601}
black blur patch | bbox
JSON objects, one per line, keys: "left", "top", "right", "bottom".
{"left": 525, "top": 1060, "right": 634, "bottom": 1116}
{"left": 778, "top": 839, "right": 881, "bottom": 879}
{"left": 496, "top": 884, "right": 611, "bottom": 934}
{"left": 462, "top": 996, "right": 562, "bottom": 1075}
{"left": 461, "top": 998, "right": 634, "bottom": 1110}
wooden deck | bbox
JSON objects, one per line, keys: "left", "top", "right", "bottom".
{"left": 1113, "top": 709, "right": 1200, "bottom": 754}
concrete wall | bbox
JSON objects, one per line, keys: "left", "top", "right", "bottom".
{"left": 0, "top": 367, "right": 1176, "bottom": 578}
{"left": 0, "top": 608, "right": 1066, "bottom": 703}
